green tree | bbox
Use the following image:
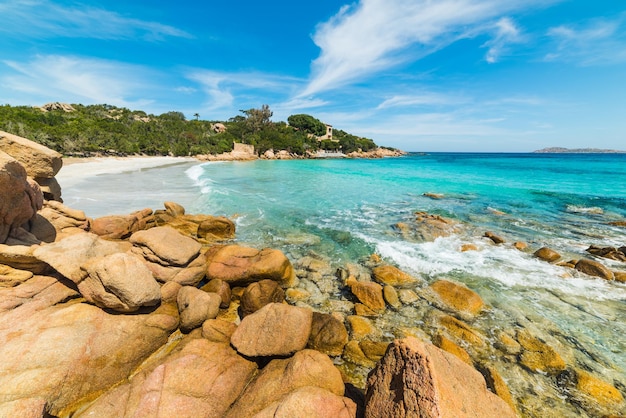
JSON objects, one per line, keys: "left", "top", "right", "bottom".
{"left": 287, "top": 114, "right": 326, "bottom": 136}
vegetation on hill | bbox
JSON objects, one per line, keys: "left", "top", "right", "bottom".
{"left": 0, "top": 103, "right": 379, "bottom": 157}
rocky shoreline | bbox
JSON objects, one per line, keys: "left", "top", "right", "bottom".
{"left": 1, "top": 130, "right": 625, "bottom": 417}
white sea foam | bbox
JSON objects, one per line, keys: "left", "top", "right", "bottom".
{"left": 184, "top": 163, "right": 214, "bottom": 194}
{"left": 361, "top": 234, "right": 626, "bottom": 301}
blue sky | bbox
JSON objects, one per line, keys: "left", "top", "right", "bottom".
{"left": 1, "top": 0, "right": 625, "bottom": 152}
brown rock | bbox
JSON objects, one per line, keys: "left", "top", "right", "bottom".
{"left": 371, "top": 265, "right": 421, "bottom": 287}
{"left": 201, "top": 278, "right": 231, "bottom": 308}
{"left": 423, "top": 192, "right": 445, "bottom": 199}
{"left": 33, "top": 233, "right": 125, "bottom": 283}
{"left": 586, "top": 245, "right": 626, "bottom": 262}
{"left": 225, "top": 349, "right": 345, "bottom": 418}
{"left": 230, "top": 302, "right": 313, "bottom": 357}
{"left": 347, "top": 278, "right": 385, "bottom": 312}
{"left": 130, "top": 226, "right": 202, "bottom": 267}
{"left": 0, "top": 152, "right": 43, "bottom": 243}
{"left": 614, "top": 271, "right": 626, "bottom": 283}
{"left": 177, "top": 286, "right": 221, "bottom": 332}
{"left": 201, "top": 318, "right": 238, "bottom": 343}
{"left": 197, "top": 215, "right": 236, "bottom": 241}
{"left": 347, "top": 315, "right": 380, "bottom": 341}
{"left": 253, "top": 386, "right": 357, "bottom": 418}
{"left": 205, "top": 244, "right": 296, "bottom": 287}
{"left": 308, "top": 312, "right": 349, "bottom": 356}
{"left": 355, "top": 302, "right": 378, "bottom": 317}
{"left": 164, "top": 201, "right": 186, "bottom": 216}
{"left": 343, "top": 340, "right": 376, "bottom": 368}
{"left": 35, "top": 176, "right": 62, "bottom": 201}
{"left": 461, "top": 243, "right": 479, "bottom": 252}
{"left": 239, "top": 279, "right": 285, "bottom": 317}
{"left": 437, "top": 314, "right": 485, "bottom": 347}
{"left": 382, "top": 285, "right": 401, "bottom": 309}
{"left": 557, "top": 368, "right": 624, "bottom": 409}
{"left": 397, "top": 288, "right": 419, "bottom": 304}
{"left": 479, "top": 364, "right": 518, "bottom": 414}
{"left": 0, "top": 291, "right": 179, "bottom": 416}
{"left": 429, "top": 279, "right": 485, "bottom": 319}
{"left": 411, "top": 212, "right": 461, "bottom": 241}
{"left": 575, "top": 258, "right": 615, "bottom": 280}
{"left": 0, "top": 398, "right": 47, "bottom": 418}
{"left": 79, "top": 252, "right": 161, "bottom": 312}
{"left": 360, "top": 340, "right": 390, "bottom": 362}
{"left": 0, "top": 130, "right": 62, "bottom": 178}
{"left": 365, "top": 337, "right": 516, "bottom": 418}
{"left": 0, "top": 244, "right": 48, "bottom": 273}
{"left": 432, "top": 333, "right": 473, "bottom": 365}
{"left": 513, "top": 241, "right": 528, "bottom": 251}
{"left": 534, "top": 247, "right": 562, "bottom": 263}
{"left": 90, "top": 214, "right": 141, "bottom": 240}
{"left": 77, "top": 338, "right": 257, "bottom": 418}
{"left": 484, "top": 231, "right": 505, "bottom": 244}
{"left": 516, "top": 329, "right": 566, "bottom": 375}
{"left": 0, "top": 264, "right": 33, "bottom": 287}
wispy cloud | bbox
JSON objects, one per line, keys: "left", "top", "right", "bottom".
{"left": 377, "top": 92, "right": 468, "bottom": 109}
{"left": 300, "top": 0, "right": 555, "bottom": 97}
{"left": 545, "top": 15, "right": 626, "bottom": 64}
{"left": 483, "top": 17, "right": 523, "bottom": 63}
{"left": 0, "top": 0, "right": 192, "bottom": 40}
{"left": 1, "top": 55, "right": 157, "bottom": 108}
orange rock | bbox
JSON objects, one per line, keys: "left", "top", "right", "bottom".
{"left": 430, "top": 279, "right": 485, "bottom": 318}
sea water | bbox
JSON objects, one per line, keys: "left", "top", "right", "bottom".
{"left": 58, "top": 153, "right": 626, "bottom": 416}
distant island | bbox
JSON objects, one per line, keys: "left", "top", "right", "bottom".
{"left": 533, "top": 147, "right": 626, "bottom": 154}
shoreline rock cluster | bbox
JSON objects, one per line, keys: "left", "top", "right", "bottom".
{"left": 1, "top": 132, "right": 514, "bottom": 417}
{"left": 1, "top": 132, "right": 624, "bottom": 417}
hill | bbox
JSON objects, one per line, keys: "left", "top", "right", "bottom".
{"left": 0, "top": 103, "right": 382, "bottom": 157}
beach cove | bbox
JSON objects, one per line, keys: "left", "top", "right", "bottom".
{"left": 1, "top": 134, "right": 626, "bottom": 417}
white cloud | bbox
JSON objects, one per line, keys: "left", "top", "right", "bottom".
{"left": 377, "top": 92, "right": 468, "bottom": 109}
{"left": 1, "top": 55, "right": 156, "bottom": 108}
{"left": 483, "top": 17, "right": 522, "bottom": 63}
{"left": 301, "top": 0, "right": 555, "bottom": 97}
{"left": 0, "top": 0, "right": 191, "bottom": 40}
{"left": 546, "top": 16, "right": 626, "bottom": 64}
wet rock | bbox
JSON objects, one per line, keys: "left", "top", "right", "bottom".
{"left": 436, "top": 314, "right": 486, "bottom": 348}
{"left": 496, "top": 332, "right": 522, "bottom": 356}
{"left": 534, "top": 247, "right": 562, "bottom": 263}
{"left": 231, "top": 302, "right": 313, "bottom": 357}
{"left": 205, "top": 244, "right": 296, "bottom": 287}
{"left": 197, "top": 215, "right": 236, "bottom": 241}
{"left": 429, "top": 279, "right": 485, "bottom": 319}
{"left": 77, "top": 338, "right": 257, "bottom": 418}
{"left": 432, "top": 333, "right": 473, "bottom": 365}
{"left": 201, "top": 278, "right": 231, "bottom": 308}
{"left": 514, "top": 241, "right": 528, "bottom": 251}
{"left": 202, "top": 318, "right": 238, "bottom": 343}
{"left": 253, "top": 386, "right": 357, "bottom": 418}
{"left": 308, "top": 312, "right": 349, "bottom": 356}
{"left": 557, "top": 368, "right": 624, "bottom": 411}
{"left": 177, "top": 286, "right": 221, "bottom": 332}
{"left": 614, "top": 271, "right": 626, "bottom": 283}
{"left": 359, "top": 340, "right": 390, "bottom": 362}
{"left": 484, "top": 231, "right": 505, "bottom": 244}
{"left": 79, "top": 252, "right": 161, "bottom": 313}
{"left": 347, "top": 315, "right": 381, "bottom": 341}
{"left": 575, "top": 258, "right": 614, "bottom": 280}
{"left": 461, "top": 243, "right": 479, "bottom": 252}
{"left": 343, "top": 340, "right": 376, "bottom": 368}
{"left": 371, "top": 265, "right": 421, "bottom": 287}
{"left": 239, "top": 279, "right": 285, "bottom": 317}
{"left": 225, "top": 349, "right": 345, "bottom": 418}
{"left": 130, "top": 226, "right": 202, "bottom": 267}
{"left": 33, "top": 233, "right": 125, "bottom": 283}
{"left": 423, "top": 192, "right": 444, "bottom": 199}
{"left": 410, "top": 212, "right": 461, "bottom": 242}
{"left": 397, "top": 288, "right": 419, "bottom": 304}
{"left": 355, "top": 303, "right": 379, "bottom": 317}
{"left": 479, "top": 364, "right": 518, "bottom": 414}
{"left": 347, "top": 277, "right": 385, "bottom": 312}
{"left": 586, "top": 245, "right": 626, "bottom": 262}
{"left": 382, "top": 285, "right": 401, "bottom": 309}
{"left": 364, "top": 337, "right": 516, "bottom": 418}
{"left": 516, "top": 329, "right": 566, "bottom": 375}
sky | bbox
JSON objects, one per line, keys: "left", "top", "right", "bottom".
{"left": 1, "top": 0, "right": 625, "bottom": 152}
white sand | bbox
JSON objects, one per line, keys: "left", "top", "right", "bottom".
{"left": 57, "top": 156, "right": 197, "bottom": 188}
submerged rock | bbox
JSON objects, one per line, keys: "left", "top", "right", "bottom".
{"left": 575, "top": 258, "right": 615, "bottom": 280}
{"left": 428, "top": 279, "right": 485, "bottom": 319}
{"left": 534, "top": 247, "right": 562, "bottom": 263}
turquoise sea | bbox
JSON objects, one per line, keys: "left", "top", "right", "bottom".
{"left": 59, "top": 153, "right": 626, "bottom": 417}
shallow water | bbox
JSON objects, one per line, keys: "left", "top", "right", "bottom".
{"left": 58, "top": 153, "right": 626, "bottom": 416}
